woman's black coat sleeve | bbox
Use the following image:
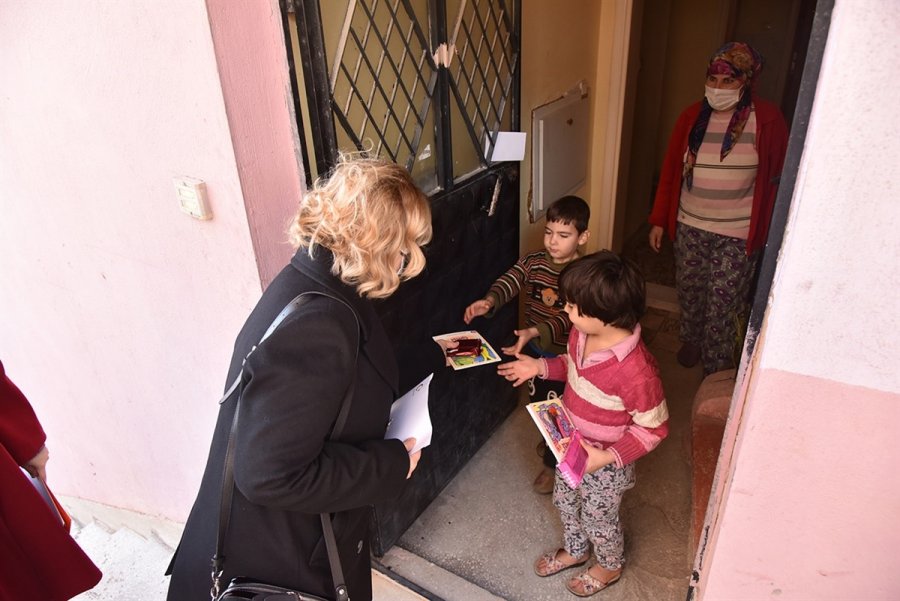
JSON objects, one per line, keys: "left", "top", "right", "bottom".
{"left": 231, "top": 300, "right": 409, "bottom": 513}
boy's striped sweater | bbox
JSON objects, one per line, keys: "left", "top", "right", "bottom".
{"left": 485, "top": 250, "right": 572, "bottom": 354}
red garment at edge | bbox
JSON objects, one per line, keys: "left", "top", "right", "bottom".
{"left": 649, "top": 97, "right": 789, "bottom": 254}
{"left": 0, "top": 361, "right": 102, "bottom": 601}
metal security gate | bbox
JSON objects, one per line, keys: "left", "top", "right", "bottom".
{"left": 281, "top": 0, "right": 522, "bottom": 554}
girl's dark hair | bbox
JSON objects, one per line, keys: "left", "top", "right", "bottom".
{"left": 558, "top": 251, "right": 646, "bottom": 330}
{"left": 546, "top": 195, "right": 590, "bottom": 233}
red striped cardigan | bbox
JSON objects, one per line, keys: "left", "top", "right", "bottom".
{"left": 543, "top": 328, "right": 669, "bottom": 467}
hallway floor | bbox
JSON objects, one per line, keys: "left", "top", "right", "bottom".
{"left": 382, "top": 303, "right": 704, "bottom": 600}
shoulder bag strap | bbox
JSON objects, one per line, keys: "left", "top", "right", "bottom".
{"left": 212, "top": 291, "right": 358, "bottom": 601}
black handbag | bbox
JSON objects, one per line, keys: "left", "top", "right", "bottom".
{"left": 211, "top": 291, "right": 359, "bottom": 601}
{"left": 217, "top": 577, "right": 333, "bottom": 601}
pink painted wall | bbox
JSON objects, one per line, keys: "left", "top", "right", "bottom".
{"left": 206, "top": 0, "right": 305, "bottom": 288}
{"left": 0, "top": 1, "right": 301, "bottom": 521}
{"left": 699, "top": 1, "right": 900, "bottom": 598}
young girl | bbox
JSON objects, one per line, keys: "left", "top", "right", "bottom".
{"left": 498, "top": 251, "right": 669, "bottom": 597}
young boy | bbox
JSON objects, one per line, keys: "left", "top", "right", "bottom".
{"left": 498, "top": 251, "right": 668, "bottom": 596}
{"left": 463, "top": 195, "right": 590, "bottom": 493}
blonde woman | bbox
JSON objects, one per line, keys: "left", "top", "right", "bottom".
{"left": 167, "top": 157, "right": 437, "bottom": 601}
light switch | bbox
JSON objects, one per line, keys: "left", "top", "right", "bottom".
{"left": 174, "top": 176, "right": 212, "bottom": 220}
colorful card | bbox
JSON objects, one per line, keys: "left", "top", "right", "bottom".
{"left": 432, "top": 330, "right": 501, "bottom": 371}
{"left": 526, "top": 395, "right": 588, "bottom": 488}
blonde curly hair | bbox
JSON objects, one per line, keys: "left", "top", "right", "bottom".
{"left": 289, "top": 156, "right": 432, "bottom": 299}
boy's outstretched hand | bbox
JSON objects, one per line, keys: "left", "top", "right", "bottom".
{"left": 497, "top": 353, "right": 542, "bottom": 387}
{"left": 463, "top": 298, "right": 493, "bottom": 324}
{"left": 501, "top": 327, "right": 539, "bottom": 356}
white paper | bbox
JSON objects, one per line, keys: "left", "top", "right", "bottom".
{"left": 384, "top": 373, "right": 433, "bottom": 454}
{"left": 485, "top": 131, "right": 527, "bottom": 162}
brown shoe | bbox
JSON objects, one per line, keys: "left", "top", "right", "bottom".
{"left": 676, "top": 342, "right": 701, "bottom": 368}
{"left": 532, "top": 466, "right": 555, "bottom": 494}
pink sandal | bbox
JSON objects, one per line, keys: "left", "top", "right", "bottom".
{"left": 565, "top": 565, "right": 622, "bottom": 597}
{"left": 533, "top": 549, "right": 589, "bottom": 577}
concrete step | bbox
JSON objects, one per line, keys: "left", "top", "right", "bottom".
{"left": 377, "top": 547, "right": 505, "bottom": 601}
{"left": 62, "top": 496, "right": 486, "bottom": 601}
{"left": 70, "top": 521, "right": 172, "bottom": 600}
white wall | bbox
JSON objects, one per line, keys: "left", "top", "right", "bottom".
{"left": 759, "top": 2, "right": 900, "bottom": 394}
{"left": 0, "top": 2, "right": 292, "bottom": 521}
{"left": 700, "top": 2, "right": 900, "bottom": 598}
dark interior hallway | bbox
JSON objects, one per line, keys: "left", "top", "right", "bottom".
{"left": 621, "top": 223, "right": 676, "bottom": 289}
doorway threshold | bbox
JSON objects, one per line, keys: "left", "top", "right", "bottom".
{"left": 647, "top": 282, "right": 679, "bottom": 314}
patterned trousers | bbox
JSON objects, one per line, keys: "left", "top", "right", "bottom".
{"left": 553, "top": 463, "right": 635, "bottom": 570}
{"left": 674, "top": 222, "right": 759, "bottom": 375}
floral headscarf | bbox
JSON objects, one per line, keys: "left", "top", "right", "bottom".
{"left": 684, "top": 42, "right": 764, "bottom": 190}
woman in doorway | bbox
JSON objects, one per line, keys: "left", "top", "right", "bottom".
{"left": 166, "top": 156, "right": 443, "bottom": 601}
{"left": 648, "top": 42, "right": 788, "bottom": 375}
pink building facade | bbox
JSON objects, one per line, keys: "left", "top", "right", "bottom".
{"left": 697, "top": 3, "right": 900, "bottom": 597}
{"left": 1, "top": 1, "right": 897, "bottom": 599}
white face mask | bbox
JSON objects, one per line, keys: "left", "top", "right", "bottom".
{"left": 705, "top": 86, "right": 742, "bottom": 111}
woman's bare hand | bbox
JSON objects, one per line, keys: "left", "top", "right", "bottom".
{"left": 648, "top": 225, "right": 664, "bottom": 253}
{"left": 24, "top": 445, "right": 49, "bottom": 481}
{"left": 435, "top": 338, "right": 460, "bottom": 367}
{"left": 403, "top": 438, "right": 421, "bottom": 479}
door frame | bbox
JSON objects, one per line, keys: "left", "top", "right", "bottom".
{"left": 684, "top": 1, "right": 834, "bottom": 595}
{"left": 278, "top": 0, "right": 525, "bottom": 554}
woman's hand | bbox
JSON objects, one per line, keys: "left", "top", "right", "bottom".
{"left": 497, "top": 354, "right": 542, "bottom": 387}
{"left": 434, "top": 338, "right": 460, "bottom": 367}
{"left": 403, "top": 438, "right": 421, "bottom": 479}
{"left": 501, "top": 327, "right": 539, "bottom": 356}
{"left": 463, "top": 298, "right": 493, "bottom": 324}
{"left": 24, "top": 445, "right": 49, "bottom": 481}
{"left": 648, "top": 225, "right": 664, "bottom": 253}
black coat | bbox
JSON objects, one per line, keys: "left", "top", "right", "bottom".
{"left": 167, "top": 249, "right": 411, "bottom": 601}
